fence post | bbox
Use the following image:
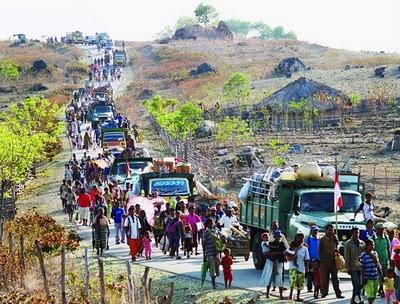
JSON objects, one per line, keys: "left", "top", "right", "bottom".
{"left": 35, "top": 240, "right": 51, "bottom": 300}
{"left": 19, "top": 235, "right": 25, "bottom": 288}
{"left": 61, "top": 247, "right": 67, "bottom": 304}
{"left": 8, "top": 232, "right": 13, "bottom": 254}
{"left": 84, "top": 248, "right": 89, "bottom": 299}
{"left": 126, "top": 261, "right": 135, "bottom": 304}
{"left": 98, "top": 257, "right": 106, "bottom": 304}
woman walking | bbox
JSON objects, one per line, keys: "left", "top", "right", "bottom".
{"left": 92, "top": 207, "right": 109, "bottom": 256}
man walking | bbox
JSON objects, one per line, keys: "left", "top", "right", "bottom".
{"left": 344, "top": 227, "right": 365, "bottom": 304}
{"left": 305, "top": 226, "right": 320, "bottom": 292}
{"left": 203, "top": 218, "right": 220, "bottom": 289}
{"left": 372, "top": 222, "right": 391, "bottom": 297}
{"left": 318, "top": 224, "right": 344, "bottom": 298}
{"left": 124, "top": 206, "right": 142, "bottom": 261}
{"left": 112, "top": 201, "right": 125, "bottom": 244}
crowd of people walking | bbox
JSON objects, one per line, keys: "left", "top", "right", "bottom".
{"left": 59, "top": 45, "right": 400, "bottom": 302}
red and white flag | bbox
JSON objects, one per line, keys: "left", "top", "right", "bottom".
{"left": 334, "top": 172, "right": 343, "bottom": 211}
{"left": 125, "top": 158, "right": 131, "bottom": 178}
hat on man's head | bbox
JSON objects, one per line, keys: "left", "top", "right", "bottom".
{"left": 273, "top": 230, "right": 282, "bottom": 238}
{"left": 310, "top": 225, "right": 319, "bottom": 231}
{"left": 209, "top": 206, "right": 217, "bottom": 211}
{"left": 375, "top": 222, "right": 384, "bottom": 229}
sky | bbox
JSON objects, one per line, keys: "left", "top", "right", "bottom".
{"left": 2, "top": 0, "right": 400, "bottom": 53}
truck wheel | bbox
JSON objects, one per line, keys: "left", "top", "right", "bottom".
{"left": 252, "top": 232, "right": 265, "bottom": 269}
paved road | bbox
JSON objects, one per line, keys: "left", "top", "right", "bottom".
{"left": 65, "top": 45, "right": 386, "bottom": 303}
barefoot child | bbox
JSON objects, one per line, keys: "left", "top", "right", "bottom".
{"left": 383, "top": 268, "right": 396, "bottom": 304}
{"left": 310, "top": 259, "right": 321, "bottom": 299}
{"left": 221, "top": 248, "right": 233, "bottom": 288}
{"left": 143, "top": 231, "right": 152, "bottom": 260}
{"left": 287, "top": 233, "right": 309, "bottom": 302}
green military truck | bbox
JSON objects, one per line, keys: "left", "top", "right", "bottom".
{"left": 239, "top": 171, "right": 366, "bottom": 269}
{"left": 113, "top": 50, "right": 127, "bottom": 67}
{"left": 66, "top": 31, "right": 84, "bottom": 44}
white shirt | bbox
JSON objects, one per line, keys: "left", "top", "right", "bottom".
{"left": 218, "top": 214, "right": 238, "bottom": 230}
{"left": 288, "top": 245, "right": 310, "bottom": 273}
{"left": 65, "top": 169, "right": 73, "bottom": 180}
{"left": 124, "top": 215, "right": 141, "bottom": 239}
{"left": 363, "top": 202, "right": 375, "bottom": 221}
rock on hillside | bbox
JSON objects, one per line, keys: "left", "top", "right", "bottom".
{"left": 173, "top": 21, "right": 233, "bottom": 41}
{"left": 189, "top": 63, "right": 216, "bottom": 77}
{"left": 273, "top": 57, "right": 307, "bottom": 78}
{"left": 31, "top": 59, "right": 48, "bottom": 73}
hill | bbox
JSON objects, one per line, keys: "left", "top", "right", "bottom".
{"left": 126, "top": 38, "right": 400, "bottom": 106}
{"left": 0, "top": 41, "right": 85, "bottom": 106}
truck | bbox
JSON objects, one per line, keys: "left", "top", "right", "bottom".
{"left": 66, "top": 31, "right": 84, "bottom": 44}
{"left": 109, "top": 157, "right": 153, "bottom": 189}
{"left": 87, "top": 101, "right": 115, "bottom": 128}
{"left": 113, "top": 50, "right": 127, "bottom": 67}
{"left": 101, "top": 128, "right": 127, "bottom": 155}
{"left": 140, "top": 172, "right": 195, "bottom": 199}
{"left": 239, "top": 171, "right": 366, "bottom": 269}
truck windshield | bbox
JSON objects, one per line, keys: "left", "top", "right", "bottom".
{"left": 116, "top": 162, "right": 147, "bottom": 175}
{"left": 103, "top": 133, "right": 124, "bottom": 142}
{"left": 300, "top": 192, "right": 361, "bottom": 212}
{"left": 94, "top": 106, "right": 112, "bottom": 113}
{"left": 150, "top": 178, "right": 189, "bottom": 196}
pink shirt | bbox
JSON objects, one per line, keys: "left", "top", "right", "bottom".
{"left": 390, "top": 238, "right": 400, "bottom": 254}
{"left": 142, "top": 236, "right": 151, "bottom": 250}
{"left": 185, "top": 213, "right": 202, "bottom": 231}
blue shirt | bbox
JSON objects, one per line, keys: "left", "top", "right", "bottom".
{"left": 112, "top": 207, "right": 124, "bottom": 223}
{"left": 360, "top": 251, "right": 379, "bottom": 280}
{"left": 360, "top": 229, "right": 376, "bottom": 242}
{"left": 305, "top": 236, "right": 320, "bottom": 260}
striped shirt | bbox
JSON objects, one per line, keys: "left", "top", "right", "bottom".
{"left": 360, "top": 251, "right": 379, "bottom": 280}
{"left": 203, "top": 229, "right": 217, "bottom": 258}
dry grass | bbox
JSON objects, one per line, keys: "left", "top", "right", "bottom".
{"left": 0, "top": 40, "right": 84, "bottom": 99}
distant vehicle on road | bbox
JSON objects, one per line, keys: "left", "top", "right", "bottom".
{"left": 66, "top": 31, "right": 84, "bottom": 44}
{"left": 101, "top": 128, "right": 127, "bottom": 155}
{"left": 87, "top": 101, "right": 115, "bottom": 128}
{"left": 113, "top": 50, "right": 127, "bottom": 67}
{"left": 84, "top": 36, "right": 97, "bottom": 45}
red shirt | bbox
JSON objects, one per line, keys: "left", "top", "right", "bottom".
{"left": 221, "top": 256, "right": 233, "bottom": 271}
{"left": 78, "top": 193, "right": 91, "bottom": 208}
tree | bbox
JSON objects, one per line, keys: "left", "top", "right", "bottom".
{"left": 194, "top": 3, "right": 218, "bottom": 25}
{"left": 176, "top": 16, "right": 197, "bottom": 29}
{"left": 223, "top": 72, "right": 251, "bottom": 106}
{"left": 225, "top": 19, "right": 253, "bottom": 36}
{"left": 144, "top": 96, "right": 203, "bottom": 140}
{"left": 216, "top": 117, "right": 252, "bottom": 146}
{"left": 284, "top": 31, "right": 297, "bottom": 39}
{"left": 0, "top": 59, "right": 19, "bottom": 83}
{"left": 272, "top": 26, "right": 285, "bottom": 39}
{"left": 252, "top": 21, "right": 272, "bottom": 39}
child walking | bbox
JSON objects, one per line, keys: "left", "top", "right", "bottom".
{"left": 143, "top": 231, "right": 152, "bottom": 260}
{"left": 310, "top": 259, "right": 321, "bottom": 299}
{"left": 384, "top": 268, "right": 396, "bottom": 304}
{"left": 220, "top": 248, "right": 233, "bottom": 288}
{"left": 183, "top": 224, "right": 193, "bottom": 258}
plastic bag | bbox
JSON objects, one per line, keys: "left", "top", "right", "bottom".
{"left": 239, "top": 180, "right": 250, "bottom": 202}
